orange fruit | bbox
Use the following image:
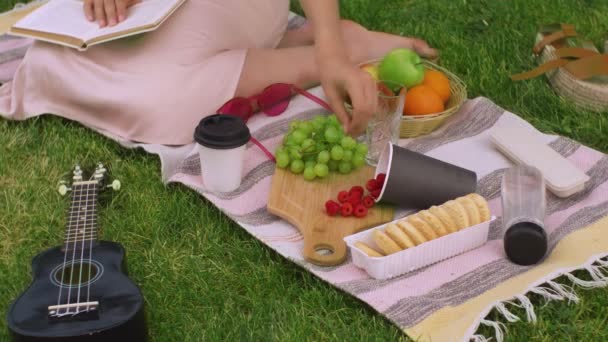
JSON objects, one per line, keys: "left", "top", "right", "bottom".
{"left": 403, "top": 85, "right": 445, "bottom": 116}
{"left": 422, "top": 69, "right": 451, "bottom": 103}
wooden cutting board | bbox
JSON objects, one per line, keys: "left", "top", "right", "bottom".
{"left": 267, "top": 166, "right": 394, "bottom": 266}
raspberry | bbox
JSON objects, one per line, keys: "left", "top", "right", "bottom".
{"left": 349, "top": 188, "right": 363, "bottom": 200}
{"left": 354, "top": 204, "right": 368, "bottom": 218}
{"left": 325, "top": 200, "right": 341, "bottom": 216}
{"left": 376, "top": 173, "right": 386, "bottom": 188}
{"left": 348, "top": 193, "right": 361, "bottom": 206}
{"left": 337, "top": 190, "right": 350, "bottom": 203}
{"left": 349, "top": 186, "right": 364, "bottom": 197}
{"left": 370, "top": 189, "right": 381, "bottom": 199}
{"left": 341, "top": 202, "right": 353, "bottom": 217}
{"left": 366, "top": 179, "right": 379, "bottom": 191}
{"left": 362, "top": 196, "right": 375, "bottom": 208}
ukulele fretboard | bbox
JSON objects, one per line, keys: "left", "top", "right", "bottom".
{"left": 64, "top": 181, "right": 99, "bottom": 251}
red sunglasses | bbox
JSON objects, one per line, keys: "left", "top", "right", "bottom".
{"left": 217, "top": 83, "right": 332, "bottom": 162}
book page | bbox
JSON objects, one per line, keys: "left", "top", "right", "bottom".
{"left": 83, "top": 0, "right": 183, "bottom": 41}
{"left": 13, "top": 0, "right": 183, "bottom": 43}
{"left": 12, "top": 0, "right": 96, "bottom": 41}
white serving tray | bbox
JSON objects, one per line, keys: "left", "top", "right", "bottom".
{"left": 344, "top": 217, "right": 496, "bottom": 280}
{"left": 490, "top": 123, "right": 589, "bottom": 198}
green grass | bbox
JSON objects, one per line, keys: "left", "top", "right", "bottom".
{"left": 2, "top": 0, "right": 608, "bottom": 341}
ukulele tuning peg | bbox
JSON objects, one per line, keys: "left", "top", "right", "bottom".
{"left": 107, "top": 179, "right": 121, "bottom": 192}
{"left": 73, "top": 165, "right": 83, "bottom": 181}
{"left": 93, "top": 163, "right": 111, "bottom": 182}
{"left": 95, "top": 163, "right": 107, "bottom": 173}
{"left": 58, "top": 183, "right": 71, "bottom": 196}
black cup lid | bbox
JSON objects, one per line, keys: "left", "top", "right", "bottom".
{"left": 504, "top": 221, "right": 548, "bottom": 266}
{"left": 194, "top": 114, "right": 251, "bottom": 149}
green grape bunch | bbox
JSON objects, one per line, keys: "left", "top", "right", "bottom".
{"left": 275, "top": 114, "right": 369, "bottom": 181}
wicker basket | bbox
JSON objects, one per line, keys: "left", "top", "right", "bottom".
{"left": 360, "top": 59, "right": 467, "bottom": 138}
{"left": 399, "top": 60, "right": 467, "bottom": 138}
{"left": 536, "top": 34, "right": 608, "bottom": 113}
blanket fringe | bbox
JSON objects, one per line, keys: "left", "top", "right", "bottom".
{"left": 530, "top": 284, "right": 565, "bottom": 302}
{"left": 494, "top": 302, "right": 520, "bottom": 323}
{"left": 547, "top": 280, "right": 580, "bottom": 303}
{"left": 470, "top": 256, "right": 608, "bottom": 342}
{"left": 480, "top": 319, "right": 506, "bottom": 342}
{"left": 566, "top": 265, "right": 608, "bottom": 289}
{"left": 515, "top": 294, "right": 537, "bottom": 323}
{"left": 596, "top": 258, "right": 608, "bottom": 268}
{"left": 470, "top": 334, "right": 492, "bottom": 342}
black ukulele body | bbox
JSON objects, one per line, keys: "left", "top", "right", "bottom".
{"left": 7, "top": 241, "right": 147, "bottom": 342}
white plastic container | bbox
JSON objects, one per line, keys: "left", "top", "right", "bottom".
{"left": 490, "top": 123, "right": 589, "bottom": 198}
{"left": 344, "top": 217, "right": 495, "bottom": 280}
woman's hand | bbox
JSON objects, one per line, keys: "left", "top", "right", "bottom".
{"left": 300, "top": 0, "right": 379, "bottom": 137}
{"left": 83, "top": 0, "right": 141, "bottom": 28}
{"left": 318, "top": 54, "right": 377, "bottom": 137}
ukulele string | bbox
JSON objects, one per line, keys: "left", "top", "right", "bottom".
{"left": 56, "top": 185, "right": 76, "bottom": 311}
{"left": 65, "top": 184, "right": 83, "bottom": 314}
{"left": 86, "top": 182, "right": 95, "bottom": 309}
{"left": 76, "top": 182, "right": 90, "bottom": 310}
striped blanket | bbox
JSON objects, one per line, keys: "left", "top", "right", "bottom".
{"left": 1, "top": 8, "right": 608, "bottom": 342}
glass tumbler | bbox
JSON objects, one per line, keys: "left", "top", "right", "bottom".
{"left": 363, "top": 81, "right": 405, "bottom": 166}
{"left": 501, "top": 165, "right": 548, "bottom": 265}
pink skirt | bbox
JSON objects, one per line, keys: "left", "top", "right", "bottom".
{"left": 0, "top": 0, "right": 290, "bottom": 145}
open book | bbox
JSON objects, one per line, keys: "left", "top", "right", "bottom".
{"left": 8, "top": 0, "right": 186, "bottom": 51}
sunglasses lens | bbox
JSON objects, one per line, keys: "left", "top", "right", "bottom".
{"left": 217, "top": 98, "right": 252, "bottom": 121}
{"left": 258, "top": 83, "right": 291, "bottom": 116}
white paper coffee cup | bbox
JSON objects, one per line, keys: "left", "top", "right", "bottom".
{"left": 194, "top": 114, "right": 251, "bottom": 193}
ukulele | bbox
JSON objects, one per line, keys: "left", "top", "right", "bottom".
{"left": 6, "top": 164, "right": 148, "bottom": 342}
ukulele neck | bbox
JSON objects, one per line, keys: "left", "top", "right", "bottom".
{"left": 63, "top": 180, "right": 99, "bottom": 252}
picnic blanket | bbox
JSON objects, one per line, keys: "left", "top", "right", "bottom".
{"left": 2, "top": 5, "right": 608, "bottom": 342}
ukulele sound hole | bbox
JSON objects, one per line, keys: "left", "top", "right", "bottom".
{"left": 51, "top": 261, "right": 102, "bottom": 288}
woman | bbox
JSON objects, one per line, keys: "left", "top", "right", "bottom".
{"left": 0, "top": 0, "right": 437, "bottom": 145}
